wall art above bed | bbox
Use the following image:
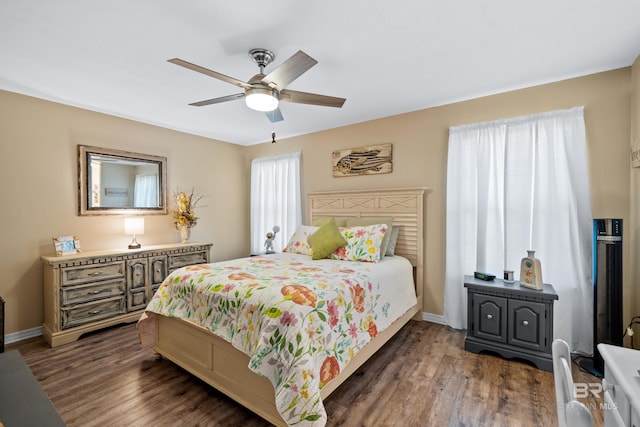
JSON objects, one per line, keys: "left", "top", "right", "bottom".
{"left": 332, "top": 143, "right": 392, "bottom": 177}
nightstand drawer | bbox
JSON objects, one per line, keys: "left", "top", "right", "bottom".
{"left": 61, "top": 279, "right": 125, "bottom": 306}
{"left": 61, "top": 262, "right": 125, "bottom": 286}
{"left": 61, "top": 296, "right": 125, "bottom": 329}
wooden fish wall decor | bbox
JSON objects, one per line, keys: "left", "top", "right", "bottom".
{"left": 332, "top": 143, "right": 392, "bottom": 177}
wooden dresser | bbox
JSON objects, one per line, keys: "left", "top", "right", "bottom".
{"left": 41, "top": 242, "right": 212, "bottom": 347}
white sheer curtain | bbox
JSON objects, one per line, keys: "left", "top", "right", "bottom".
{"left": 250, "top": 151, "right": 302, "bottom": 255}
{"left": 444, "top": 107, "right": 593, "bottom": 354}
{"left": 134, "top": 174, "right": 158, "bottom": 207}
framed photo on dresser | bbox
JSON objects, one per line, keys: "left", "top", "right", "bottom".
{"left": 52, "top": 235, "right": 81, "bottom": 256}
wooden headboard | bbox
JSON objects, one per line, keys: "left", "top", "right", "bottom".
{"left": 308, "top": 187, "right": 428, "bottom": 312}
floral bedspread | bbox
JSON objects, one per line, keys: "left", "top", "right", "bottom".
{"left": 141, "top": 254, "right": 390, "bottom": 426}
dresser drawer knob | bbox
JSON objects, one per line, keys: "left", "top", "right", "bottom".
{"left": 486, "top": 314, "right": 493, "bottom": 319}
{"left": 88, "top": 309, "right": 103, "bottom": 315}
{"left": 89, "top": 272, "right": 104, "bottom": 276}
{"left": 522, "top": 320, "right": 529, "bottom": 326}
{"left": 88, "top": 289, "right": 110, "bottom": 295}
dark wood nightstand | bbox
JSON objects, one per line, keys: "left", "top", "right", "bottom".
{"left": 464, "top": 275, "right": 558, "bottom": 371}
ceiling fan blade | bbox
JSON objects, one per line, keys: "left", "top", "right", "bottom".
{"left": 168, "top": 58, "right": 252, "bottom": 90}
{"left": 189, "top": 93, "right": 245, "bottom": 107}
{"left": 262, "top": 50, "right": 317, "bottom": 90}
{"left": 280, "top": 89, "right": 346, "bottom": 108}
{"left": 265, "top": 108, "right": 284, "bottom": 123}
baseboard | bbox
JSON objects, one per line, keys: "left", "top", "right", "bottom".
{"left": 5, "top": 326, "right": 42, "bottom": 345}
{"left": 4, "top": 315, "right": 445, "bottom": 345}
{"left": 422, "top": 312, "right": 446, "bottom": 325}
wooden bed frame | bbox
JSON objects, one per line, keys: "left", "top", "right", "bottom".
{"left": 150, "top": 188, "right": 428, "bottom": 426}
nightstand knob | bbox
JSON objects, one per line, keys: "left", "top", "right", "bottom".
{"left": 522, "top": 320, "right": 529, "bottom": 326}
{"left": 486, "top": 314, "right": 493, "bottom": 319}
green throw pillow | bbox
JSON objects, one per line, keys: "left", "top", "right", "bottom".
{"left": 308, "top": 218, "right": 347, "bottom": 260}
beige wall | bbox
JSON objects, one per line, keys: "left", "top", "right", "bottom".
{"left": 0, "top": 89, "right": 249, "bottom": 335}
{"left": 244, "top": 68, "right": 634, "bottom": 324}
{"left": 2, "top": 66, "right": 637, "bottom": 340}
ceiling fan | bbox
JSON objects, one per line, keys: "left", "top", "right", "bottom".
{"left": 168, "top": 48, "right": 346, "bottom": 122}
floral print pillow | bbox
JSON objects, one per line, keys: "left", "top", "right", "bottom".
{"left": 330, "top": 224, "right": 388, "bottom": 263}
{"left": 283, "top": 225, "right": 318, "bottom": 255}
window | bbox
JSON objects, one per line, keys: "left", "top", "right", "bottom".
{"left": 444, "top": 107, "right": 593, "bottom": 353}
{"left": 250, "top": 152, "right": 301, "bottom": 255}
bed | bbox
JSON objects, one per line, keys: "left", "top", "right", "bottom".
{"left": 137, "top": 188, "right": 427, "bottom": 426}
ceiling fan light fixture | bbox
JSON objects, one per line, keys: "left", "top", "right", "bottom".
{"left": 245, "top": 87, "right": 279, "bottom": 112}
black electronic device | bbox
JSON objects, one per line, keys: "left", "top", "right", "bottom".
{"left": 579, "top": 218, "right": 623, "bottom": 378}
{"left": 474, "top": 272, "right": 495, "bottom": 281}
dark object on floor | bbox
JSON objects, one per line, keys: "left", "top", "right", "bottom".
{"left": 0, "top": 350, "right": 65, "bottom": 426}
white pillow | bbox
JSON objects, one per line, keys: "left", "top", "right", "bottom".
{"left": 283, "top": 225, "right": 319, "bottom": 256}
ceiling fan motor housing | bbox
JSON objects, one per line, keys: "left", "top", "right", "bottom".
{"left": 249, "top": 48, "right": 275, "bottom": 71}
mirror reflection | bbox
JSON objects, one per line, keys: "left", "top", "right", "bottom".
{"left": 78, "top": 145, "right": 167, "bottom": 216}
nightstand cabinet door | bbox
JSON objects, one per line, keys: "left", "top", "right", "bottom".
{"left": 508, "top": 300, "right": 547, "bottom": 352}
{"left": 472, "top": 294, "right": 507, "bottom": 343}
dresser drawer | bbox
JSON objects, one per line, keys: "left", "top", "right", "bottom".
{"left": 61, "top": 296, "right": 126, "bottom": 329}
{"left": 60, "top": 279, "right": 125, "bottom": 306}
{"left": 61, "top": 262, "right": 125, "bottom": 286}
{"left": 169, "top": 251, "right": 208, "bottom": 270}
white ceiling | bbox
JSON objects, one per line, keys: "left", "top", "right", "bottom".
{"left": 1, "top": 1, "right": 639, "bottom": 146}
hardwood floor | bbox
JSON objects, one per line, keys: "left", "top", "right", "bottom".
{"left": 9, "top": 320, "right": 604, "bottom": 426}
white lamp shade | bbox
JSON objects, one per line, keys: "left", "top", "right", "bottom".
{"left": 245, "top": 88, "right": 279, "bottom": 112}
{"left": 124, "top": 217, "right": 144, "bottom": 235}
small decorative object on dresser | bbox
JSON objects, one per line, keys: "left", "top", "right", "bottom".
{"left": 264, "top": 225, "right": 280, "bottom": 254}
{"left": 172, "top": 188, "right": 205, "bottom": 243}
{"left": 41, "top": 242, "right": 212, "bottom": 347}
{"left": 519, "top": 249, "right": 543, "bottom": 290}
{"left": 464, "top": 275, "right": 558, "bottom": 371}
{"left": 52, "top": 235, "right": 81, "bottom": 256}
{"left": 503, "top": 269, "right": 515, "bottom": 283}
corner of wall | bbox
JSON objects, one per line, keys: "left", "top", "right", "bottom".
{"left": 629, "top": 55, "right": 640, "bottom": 345}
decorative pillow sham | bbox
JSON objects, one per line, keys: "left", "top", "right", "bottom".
{"left": 385, "top": 225, "right": 400, "bottom": 256}
{"left": 345, "top": 217, "right": 394, "bottom": 258}
{"left": 307, "top": 218, "right": 348, "bottom": 260}
{"left": 330, "top": 223, "right": 388, "bottom": 263}
{"left": 283, "top": 225, "right": 318, "bottom": 256}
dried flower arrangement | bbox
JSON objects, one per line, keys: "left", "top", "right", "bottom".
{"left": 172, "top": 188, "right": 206, "bottom": 231}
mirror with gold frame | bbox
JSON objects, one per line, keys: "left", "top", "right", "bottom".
{"left": 78, "top": 145, "right": 167, "bottom": 216}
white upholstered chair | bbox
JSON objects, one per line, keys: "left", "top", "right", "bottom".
{"left": 552, "top": 339, "right": 593, "bottom": 427}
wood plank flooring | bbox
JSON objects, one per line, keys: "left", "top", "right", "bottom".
{"left": 9, "top": 320, "right": 604, "bottom": 426}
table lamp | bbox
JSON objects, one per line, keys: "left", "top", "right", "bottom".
{"left": 124, "top": 217, "right": 144, "bottom": 249}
